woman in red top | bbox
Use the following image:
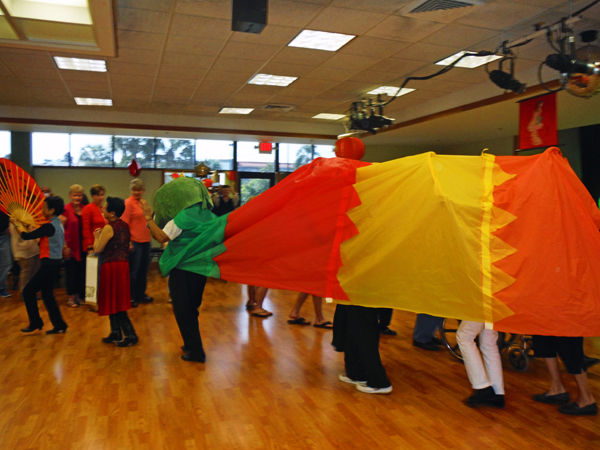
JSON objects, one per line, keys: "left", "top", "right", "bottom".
{"left": 82, "top": 184, "right": 106, "bottom": 254}
{"left": 93, "top": 197, "right": 138, "bottom": 347}
{"left": 61, "top": 184, "right": 86, "bottom": 307}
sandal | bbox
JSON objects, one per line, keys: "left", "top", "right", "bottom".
{"left": 314, "top": 321, "right": 333, "bottom": 329}
{"left": 245, "top": 302, "right": 256, "bottom": 311}
{"left": 67, "top": 296, "right": 79, "bottom": 308}
{"left": 288, "top": 317, "right": 311, "bottom": 325}
{"left": 252, "top": 309, "right": 273, "bottom": 317}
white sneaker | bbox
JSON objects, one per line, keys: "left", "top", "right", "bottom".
{"left": 339, "top": 374, "right": 367, "bottom": 386}
{"left": 356, "top": 384, "right": 393, "bottom": 394}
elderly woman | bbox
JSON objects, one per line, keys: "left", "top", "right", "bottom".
{"left": 61, "top": 184, "right": 86, "bottom": 307}
{"left": 121, "top": 179, "right": 152, "bottom": 308}
{"left": 82, "top": 184, "right": 107, "bottom": 255}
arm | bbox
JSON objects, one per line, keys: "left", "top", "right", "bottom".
{"left": 93, "top": 225, "right": 114, "bottom": 254}
{"left": 82, "top": 207, "right": 93, "bottom": 252}
{"left": 12, "top": 220, "right": 54, "bottom": 240}
{"left": 139, "top": 199, "right": 170, "bottom": 244}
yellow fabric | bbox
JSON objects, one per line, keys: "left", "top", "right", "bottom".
{"left": 337, "top": 152, "right": 516, "bottom": 322}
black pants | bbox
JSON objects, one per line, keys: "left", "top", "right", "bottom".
{"left": 378, "top": 308, "right": 393, "bottom": 330}
{"left": 333, "top": 305, "right": 391, "bottom": 389}
{"left": 169, "top": 268, "right": 207, "bottom": 358}
{"left": 65, "top": 258, "right": 86, "bottom": 298}
{"left": 23, "top": 259, "right": 67, "bottom": 329}
{"left": 109, "top": 311, "right": 135, "bottom": 335}
{"left": 532, "top": 335, "right": 585, "bottom": 374}
{"left": 129, "top": 241, "right": 150, "bottom": 302}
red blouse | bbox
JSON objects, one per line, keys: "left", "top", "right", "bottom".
{"left": 82, "top": 203, "right": 106, "bottom": 251}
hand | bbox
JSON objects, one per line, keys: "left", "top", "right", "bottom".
{"left": 87, "top": 249, "right": 94, "bottom": 255}
{"left": 139, "top": 199, "right": 153, "bottom": 221}
{"left": 93, "top": 228, "right": 102, "bottom": 239}
{"left": 63, "top": 246, "right": 71, "bottom": 258}
{"left": 129, "top": 242, "right": 134, "bottom": 253}
{"left": 9, "top": 218, "right": 18, "bottom": 226}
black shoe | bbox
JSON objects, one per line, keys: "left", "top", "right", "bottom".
{"left": 558, "top": 402, "right": 598, "bottom": 416}
{"left": 431, "top": 337, "right": 444, "bottom": 346}
{"left": 532, "top": 391, "right": 570, "bottom": 406}
{"left": 21, "top": 322, "right": 43, "bottom": 333}
{"left": 181, "top": 352, "right": 205, "bottom": 363}
{"left": 465, "top": 386, "right": 505, "bottom": 408}
{"left": 46, "top": 326, "right": 67, "bottom": 334}
{"left": 413, "top": 339, "right": 440, "bottom": 351}
{"left": 102, "top": 330, "right": 123, "bottom": 344}
{"left": 181, "top": 345, "right": 189, "bottom": 353}
{"left": 584, "top": 356, "right": 600, "bottom": 370}
{"left": 138, "top": 295, "right": 154, "bottom": 304}
{"left": 131, "top": 301, "right": 138, "bottom": 308}
{"left": 380, "top": 327, "right": 397, "bottom": 336}
{"left": 115, "top": 333, "right": 139, "bottom": 347}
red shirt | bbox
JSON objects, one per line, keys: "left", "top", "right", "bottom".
{"left": 121, "top": 196, "right": 151, "bottom": 243}
{"left": 82, "top": 203, "right": 106, "bottom": 251}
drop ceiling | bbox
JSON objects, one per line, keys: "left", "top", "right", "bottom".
{"left": 0, "top": 0, "right": 600, "bottom": 148}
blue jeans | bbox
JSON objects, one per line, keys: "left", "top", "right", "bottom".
{"left": 413, "top": 314, "right": 443, "bottom": 343}
{"left": 129, "top": 241, "right": 150, "bottom": 301}
{"left": 0, "top": 233, "right": 13, "bottom": 292}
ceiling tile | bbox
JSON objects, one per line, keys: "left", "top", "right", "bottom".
{"left": 110, "top": 73, "right": 155, "bottom": 86}
{"left": 112, "top": 84, "right": 154, "bottom": 95}
{"left": 165, "top": 36, "right": 225, "bottom": 56}
{"left": 315, "top": 89, "right": 356, "bottom": 101}
{"left": 159, "top": 66, "right": 207, "bottom": 80}
{"left": 260, "top": 62, "right": 315, "bottom": 77}
{"left": 212, "top": 57, "right": 265, "bottom": 74}
{"left": 348, "top": 70, "right": 400, "bottom": 84}
{"left": 391, "top": 42, "right": 464, "bottom": 63}
{"left": 367, "top": 58, "right": 424, "bottom": 76}
{"left": 421, "top": 24, "right": 499, "bottom": 49}
{"left": 302, "top": 98, "right": 347, "bottom": 108}
{"left": 13, "top": 68, "right": 61, "bottom": 80}
{"left": 0, "top": 53, "right": 55, "bottom": 70}
{"left": 161, "top": 52, "right": 215, "bottom": 69}
{"left": 117, "top": 0, "right": 174, "bottom": 13}
{"left": 169, "top": 15, "right": 232, "bottom": 40}
{"left": 304, "top": 66, "right": 360, "bottom": 82}
{"left": 321, "top": 54, "right": 383, "bottom": 71}
{"left": 64, "top": 80, "right": 111, "bottom": 94}
{"left": 307, "top": 6, "right": 388, "bottom": 35}
{"left": 230, "top": 93, "right": 276, "bottom": 104}
{"left": 289, "top": 78, "right": 341, "bottom": 91}
{"left": 197, "top": 81, "right": 241, "bottom": 96}
{"left": 69, "top": 88, "right": 112, "bottom": 98}
{"left": 365, "top": 16, "right": 446, "bottom": 42}
{"left": 269, "top": 0, "right": 324, "bottom": 27}
{"left": 272, "top": 47, "right": 333, "bottom": 66}
{"left": 334, "top": 80, "right": 378, "bottom": 94}
{"left": 174, "top": 0, "right": 231, "bottom": 19}
{"left": 203, "top": 70, "right": 253, "bottom": 84}
{"left": 221, "top": 42, "right": 281, "bottom": 62}
{"left": 402, "top": 89, "right": 446, "bottom": 100}
{"left": 230, "top": 25, "right": 301, "bottom": 46}
{"left": 117, "top": 7, "right": 171, "bottom": 33}
{"left": 458, "top": 2, "right": 546, "bottom": 31}
{"left": 267, "top": 95, "right": 310, "bottom": 105}
{"left": 108, "top": 61, "right": 159, "bottom": 76}
{"left": 339, "top": 36, "right": 411, "bottom": 58}
{"left": 60, "top": 71, "right": 110, "bottom": 83}
{"left": 423, "top": 79, "right": 473, "bottom": 93}
{"left": 330, "top": 0, "right": 406, "bottom": 14}
{"left": 155, "top": 77, "right": 199, "bottom": 89}
{"left": 278, "top": 87, "right": 324, "bottom": 98}
{"left": 446, "top": 67, "right": 490, "bottom": 85}
{"left": 117, "top": 47, "right": 162, "bottom": 65}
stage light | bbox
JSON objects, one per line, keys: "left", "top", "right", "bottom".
{"left": 489, "top": 70, "right": 527, "bottom": 94}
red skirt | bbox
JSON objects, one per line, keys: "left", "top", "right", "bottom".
{"left": 98, "top": 261, "right": 131, "bottom": 316}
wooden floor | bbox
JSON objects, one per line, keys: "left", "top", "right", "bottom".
{"left": 0, "top": 269, "right": 598, "bottom": 450}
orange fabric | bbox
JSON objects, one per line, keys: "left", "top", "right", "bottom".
{"left": 81, "top": 203, "right": 106, "bottom": 251}
{"left": 215, "top": 158, "right": 371, "bottom": 298}
{"left": 121, "top": 196, "right": 151, "bottom": 243}
{"left": 492, "top": 148, "right": 600, "bottom": 336}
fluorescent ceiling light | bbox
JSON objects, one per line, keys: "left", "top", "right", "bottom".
{"left": 54, "top": 57, "right": 106, "bottom": 72}
{"left": 23, "top": 0, "right": 88, "bottom": 5}
{"left": 435, "top": 51, "right": 502, "bottom": 69}
{"left": 75, "top": 97, "right": 112, "bottom": 106}
{"left": 368, "top": 86, "right": 415, "bottom": 97}
{"left": 313, "top": 113, "right": 345, "bottom": 120}
{"left": 248, "top": 74, "right": 297, "bottom": 87}
{"left": 219, "top": 107, "right": 254, "bottom": 114}
{"left": 288, "top": 30, "right": 355, "bottom": 52}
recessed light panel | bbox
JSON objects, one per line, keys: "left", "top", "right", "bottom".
{"left": 435, "top": 51, "right": 502, "bottom": 69}
{"left": 75, "top": 97, "right": 112, "bottom": 106}
{"left": 367, "top": 86, "right": 415, "bottom": 97}
{"left": 288, "top": 30, "right": 355, "bottom": 52}
{"left": 219, "top": 107, "right": 254, "bottom": 114}
{"left": 54, "top": 56, "right": 106, "bottom": 72}
{"left": 312, "top": 113, "right": 345, "bottom": 120}
{"left": 248, "top": 74, "right": 297, "bottom": 87}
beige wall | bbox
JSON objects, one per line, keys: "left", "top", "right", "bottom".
{"left": 364, "top": 144, "right": 441, "bottom": 162}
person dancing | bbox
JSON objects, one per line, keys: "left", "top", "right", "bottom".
{"left": 93, "top": 197, "right": 138, "bottom": 347}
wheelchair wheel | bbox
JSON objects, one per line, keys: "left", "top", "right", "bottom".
{"left": 441, "top": 318, "right": 463, "bottom": 361}
{"left": 508, "top": 347, "right": 529, "bottom": 372}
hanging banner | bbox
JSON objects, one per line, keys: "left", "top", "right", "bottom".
{"left": 518, "top": 92, "right": 558, "bottom": 151}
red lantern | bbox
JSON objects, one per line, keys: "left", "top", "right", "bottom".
{"left": 227, "top": 170, "right": 236, "bottom": 181}
{"left": 334, "top": 137, "right": 365, "bottom": 160}
{"left": 202, "top": 178, "right": 213, "bottom": 188}
{"left": 172, "top": 173, "right": 179, "bottom": 179}
{"left": 128, "top": 159, "right": 141, "bottom": 177}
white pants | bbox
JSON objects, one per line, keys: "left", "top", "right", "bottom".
{"left": 456, "top": 320, "right": 505, "bottom": 395}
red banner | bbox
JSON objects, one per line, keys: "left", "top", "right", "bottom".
{"left": 518, "top": 92, "right": 558, "bottom": 150}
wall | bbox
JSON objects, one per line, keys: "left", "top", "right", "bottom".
{"left": 364, "top": 144, "right": 441, "bottom": 162}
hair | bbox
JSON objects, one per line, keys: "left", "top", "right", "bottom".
{"left": 105, "top": 197, "right": 125, "bottom": 218}
{"left": 90, "top": 184, "right": 106, "bottom": 196}
{"left": 81, "top": 194, "right": 89, "bottom": 206}
{"left": 69, "top": 184, "right": 84, "bottom": 195}
{"left": 45, "top": 196, "right": 65, "bottom": 216}
{"left": 221, "top": 185, "right": 231, "bottom": 189}
{"left": 130, "top": 178, "right": 145, "bottom": 191}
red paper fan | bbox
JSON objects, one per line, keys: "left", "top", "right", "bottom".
{"left": 0, "top": 159, "right": 47, "bottom": 226}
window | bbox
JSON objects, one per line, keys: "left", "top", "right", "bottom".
{"left": 114, "top": 136, "right": 155, "bottom": 168}
{"left": 156, "top": 138, "right": 195, "bottom": 169}
{"left": 314, "top": 144, "right": 336, "bottom": 159}
{"left": 279, "top": 143, "right": 314, "bottom": 172}
{"left": 236, "top": 141, "right": 275, "bottom": 173}
{"left": 70, "top": 134, "right": 113, "bottom": 167}
{"left": 196, "top": 139, "right": 233, "bottom": 171}
{"left": 32, "top": 132, "right": 70, "bottom": 166}
{"left": 0, "top": 131, "right": 10, "bottom": 159}
{"left": 163, "top": 171, "right": 196, "bottom": 184}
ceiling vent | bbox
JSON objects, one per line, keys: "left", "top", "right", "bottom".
{"left": 400, "top": 0, "right": 483, "bottom": 23}
{"left": 262, "top": 104, "right": 294, "bottom": 112}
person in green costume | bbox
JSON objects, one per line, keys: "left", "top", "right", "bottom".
{"left": 140, "top": 177, "right": 227, "bottom": 363}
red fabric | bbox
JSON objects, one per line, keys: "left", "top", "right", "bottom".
{"left": 518, "top": 93, "right": 558, "bottom": 150}
{"left": 121, "top": 196, "right": 150, "bottom": 243}
{"left": 98, "top": 261, "right": 131, "bottom": 316}
{"left": 63, "top": 203, "right": 82, "bottom": 261}
{"left": 81, "top": 203, "right": 106, "bottom": 251}
{"left": 215, "top": 157, "right": 371, "bottom": 299}
{"left": 493, "top": 148, "right": 600, "bottom": 336}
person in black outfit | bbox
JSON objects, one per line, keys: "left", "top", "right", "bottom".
{"left": 332, "top": 304, "right": 392, "bottom": 394}
{"left": 378, "top": 308, "right": 396, "bottom": 335}
{"left": 12, "top": 196, "right": 68, "bottom": 334}
{"left": 211, "top": 185, "right": 239, "bottom": 217}
{"left": 0, "top": 211, "right": 13, "bottom": 298}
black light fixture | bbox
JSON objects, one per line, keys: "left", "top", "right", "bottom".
{"left": 544, "top": 29, "right": 600, "bottom": 76}
{"left": 488, "top": 47, "right": 527, "bottom": 94}
{"left": 347, "top": 95, "right": 394, "bottom": 135}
